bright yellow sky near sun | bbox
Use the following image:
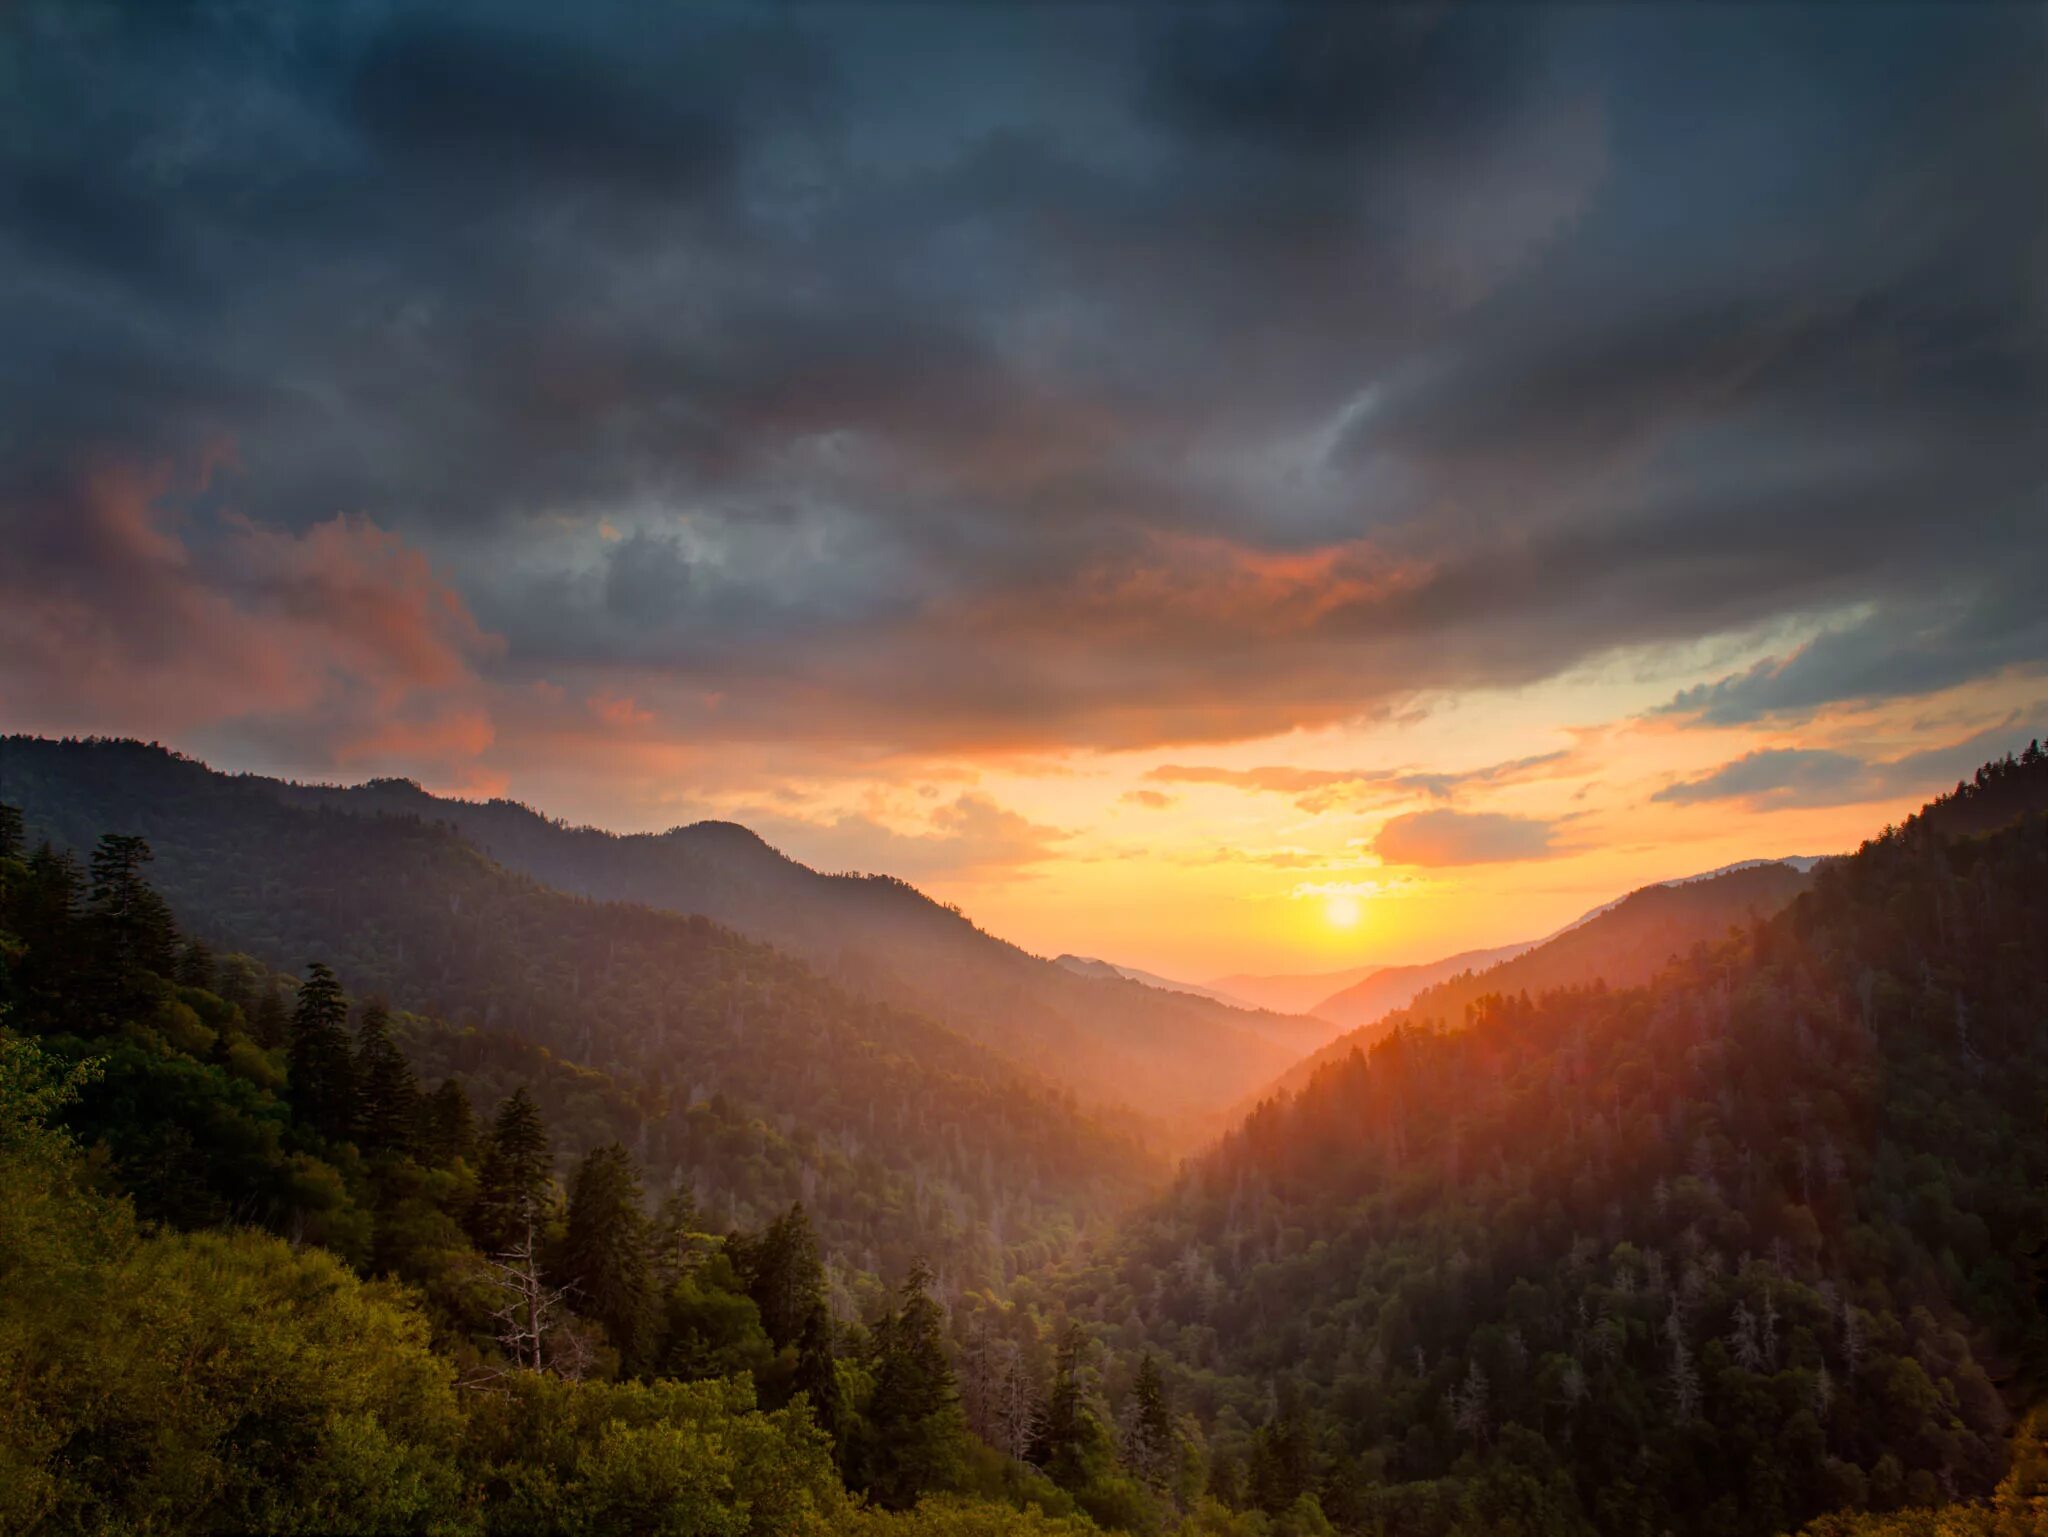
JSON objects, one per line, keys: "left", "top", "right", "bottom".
{"left": 587, "top": 619, "right": 2044, "bottom": 985}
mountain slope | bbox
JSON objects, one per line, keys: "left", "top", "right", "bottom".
{"left": 0, "top": 737, "right": 1160, "bottom": 1286}
{"left": 1305, "top": 941, "right": 1534, "bottom": 1028}
{"left": 1060, "top": 744, "right": 2048, "bottom": 1536}
{"left": 1206, "top": 964, "right": 1385, "bottom": 1018}
{"left": 1262, "top": 860, "right": 1816, "bottom": 1108}
{"left": 1054, "top": 954, "right": 1261, "bottom": 1013}
{"left": 247, "top": 772, "right": 1317, "bottom": 1127}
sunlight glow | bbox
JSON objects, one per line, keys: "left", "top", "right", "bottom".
{"left": 1323, "top": 893, "right": 1362, "bottom": 929}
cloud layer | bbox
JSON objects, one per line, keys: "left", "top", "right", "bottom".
{"left": 1, "top": 1, "right": 2042, "bottom": 768}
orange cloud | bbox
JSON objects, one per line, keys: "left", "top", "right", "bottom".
{"left": 587, "top": 693, "right": 653, "bottom": 729}
{"left": 0, "top": 454, "right": 500, "bottom": 765}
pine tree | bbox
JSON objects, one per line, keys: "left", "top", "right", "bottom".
{"left": 744, "top": 1202, "right": 825, "bottom": 1352}
{"left": 421, "top": 1077, "right": 477, "bottom": 1166}
{"left": 288, "top": 962, "right": 357, "bottom": 1143}
{"left": 87, "top": 833, "right": 175, "bottom": 1001}
{"left": 860, "top": 1258, "right": 965, "bottom": 1508}
{"left": 0, "top": 802, "right": 24, "bottom": 862}
{"left": 1669, "top": 1308, "right": 1702, "bottom": 1421}
{"left": 794, "top": 1298, "right": 844, "bottom": 1461}
{"left": 250, "top": 986, "right": 289, "bottom": 1050}
{"left": 473, "top": 1087, "right": 553, "bottom": 1252}
{"left": 1031, "top": 1321, "right": 1112, "bottom": 1491}
{"left": 352, "top": 999, "right": 419, "bottom": 1156}
{"left": 1124, "top": 1351, "right": 1177, "bottom": 1492}
{"left": 651, "top": 1188, "right": 704, "bottom": 1286}
{"left": 557, "top": 1142, "right": 653, "bottom": 1371}
{"left": 173, "top": 939, "right": 214, "bottom": 992}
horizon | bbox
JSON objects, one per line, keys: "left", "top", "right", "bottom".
{"left": 3, "top": 2, "right": 2044, "bottom": 979}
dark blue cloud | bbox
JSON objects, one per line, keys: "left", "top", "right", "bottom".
{"left": 1653, "top": 726, "right": 2042, "bottom": 810}
{"left": 1, "top": 0, "right": 2042, "bottom": 751}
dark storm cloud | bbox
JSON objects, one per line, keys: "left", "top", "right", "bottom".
{"left": 1, "top": 0, "right": 2042, "bottom": 756}
{"left": 1652, "top": 726, "right": 2041, "bottom": 811}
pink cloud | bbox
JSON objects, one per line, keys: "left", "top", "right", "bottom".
{"left": 0, "top": 455, "right": 501, "bottom": 772}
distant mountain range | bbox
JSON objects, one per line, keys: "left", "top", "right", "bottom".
{"left": 1249, "top": 858, "right": 1819, "bottom": 1113}
{"left": 1204, "top": 855, "right": 1833, "bottom": 1029}
{"left": 0, "top": 740, "right": 1331, "bottom": 1141}
{"left": 1052, "top": 954, "right": 1262, "bottom": 1011}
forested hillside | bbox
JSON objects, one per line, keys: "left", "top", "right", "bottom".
{"left": 0, "top": 737, "right": 1156, "bottom": 1294}
{"left": 1262, "top": 861, "right": 1815, "bottom": 1109}
{"left": 1037, "top": 748, "right": 2048, "bottom": 1535}
{"left": 0, "top": 814, "right": 1203, "bottom": 1532}
{"left": 1302, "top": 942, "right": 1533, "bottom": 1031}
{"left": 3, "top": 741, "right": 1324, "bottom": 1132}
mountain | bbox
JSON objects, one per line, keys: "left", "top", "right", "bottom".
{"left": 1304, "top": 941, "right": 1534, "bottom": 1029}
{"left": 1203, "top": 964, "right": 1385, "bottom": 1018}
{"left": 235, "top": 769, "right": 1320, "bottom": 1131}
{"left": 1262, "top": 860, "right": 1817, "bottom": 1109}
{"left": 1054, "top": 955, "right": 1261, "bottom": 1012}
{"left": 0, "top": 736, "right": 1159, "bottom": 1288}
{"left": 1056, "top": 744, "right": 2048, "bottom": 1536}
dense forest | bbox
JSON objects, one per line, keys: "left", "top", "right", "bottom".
{"left": 0, "top": 805, "right": 1232, "bottom": 1533}
{"left": 1279, "top": 861, "right": 1814, "bottom": 1087}
{"left": 0, "top": 738, "right": 1159, "bottom": 1297}
{"left": 215, "top": 752, "right": 1325, "bottom": 1128}
{"left": 4, "top": 743, "right": 2048, "bottom": 1534}
{"left": 1043, "top": 748, "right": 2048, "bottom": 1535}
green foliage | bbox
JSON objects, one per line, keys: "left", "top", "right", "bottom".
{"left": 460, "top": 1373, "right": 849, "bottom": 1536}
{"left": 288, "top": 961, "right": 357, "bottom": 1144}
{"left": 860, "top": 1259, "right": 973, "bottom": 1508}
{"left": 354, "top": 998, "right": 421, "bottom": 1156}
{"left": 1050, "top": 752, "right": 2048, "bottom": 1535}
{"left": 473, "top": 1086, "right": 554, "bottom": 1254}
{"left": 0, "top": 736, "right": 1158, "bottom": 1291}
{"left": 558, "top": 1142, "right": 656, "bottom": 1370}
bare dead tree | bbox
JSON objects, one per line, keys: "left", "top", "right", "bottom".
{"left": 470, "top": 1223, "right": 585, "bottom": 1385}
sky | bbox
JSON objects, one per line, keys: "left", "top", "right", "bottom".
{"left": 2, "top": 1, "right": 2044, "bottom": 981}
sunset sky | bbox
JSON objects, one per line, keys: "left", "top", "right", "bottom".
{"left": 2, "top": 2, "right": 2043, "bottom": 980}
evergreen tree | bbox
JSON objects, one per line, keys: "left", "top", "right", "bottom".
{"left": 1124, "top": 1350, "right": 1177, "bottom": 1492}
{"left": 794, "top": 1298, "right": 844, "bottom": 1461}
{"left": 288, "top": 961, "right": 357, "bottom": 1143}
{"left": 557, "top": 1142, "right": 653, "bottom": 1371}
{"left": 651, "top": 1188, "right": 704, "bottom": 1286}
{"left": 173, "top": 939, "right": 214, "bottom": 992}
{"left": 1029, "top": 1321, "right": 1110, "bottom": 1490}
{"left": 1248, "top": 1379, "right": 1315, "bottom": 1515}
{"left": 860, "top": 1258, "right": 966, "bottom": 1508}
{"left": 0, "top": 801, "right": 23, "bottom": 862}
{"left": 420, "top": 1077, "right": 477, "bottom": 1166}
{"left": 473, "top": 1086, "right": 553, "bottom": 1253}
{"left": 743, "top": 1201, "right": 825, "bottom": 1352}
{"left": 250, "top": 985, "right": 288, "bottom": 1050}
{"left": 87, "top": 833, "right": 176, "bottom": 997}
{"left": 352, "top": 999, "right": 419, "bottom": 1156}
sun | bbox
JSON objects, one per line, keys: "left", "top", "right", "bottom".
{"left": 1324, "top": 893, "right": 1362, "bottom": 929}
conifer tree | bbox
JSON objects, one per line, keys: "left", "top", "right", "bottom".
{"left": 87, "top": 833, "right": 175, "bottom": 998}
{"left": 473, "top": 1086, "right": 553, "bottom": 1252}
{"left": 794, "top": 1298, "right": 844, "bottom": 1460}
{"left": 352, "top": 999, "right": 419, "bottom": 1156}
{"left": 651, "top": 1188, "right": 704, "bottom": 1286}
{"left": 421, "top": 1077, "right": 477, "bottom": 1166}
{"left": 860, "top": 1258, "right": 965, "bottom": 1508}
{"left": 1124, "top": 1351, "right": 1177, "bottom": 1492}
{"left": 288, "top": 962, "right": 357, "bottom": 1143}
{"left": 1030, "top": 1321, "right": 1110, "bottom": 1490}
{"left": 745, "top": 1201, "right": 824, "bottom": 1352}
{"left": 557, "top": 1142, "right": 653, "bottom": 1371}
{"left": 0, "top": 802, "right": 23, "bottom": 862}
{"left": 173, "top": 939, "right": 214, "bottom": 992}
{"left": 250, "top": 985, "right": 289, "bottom": 1050}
